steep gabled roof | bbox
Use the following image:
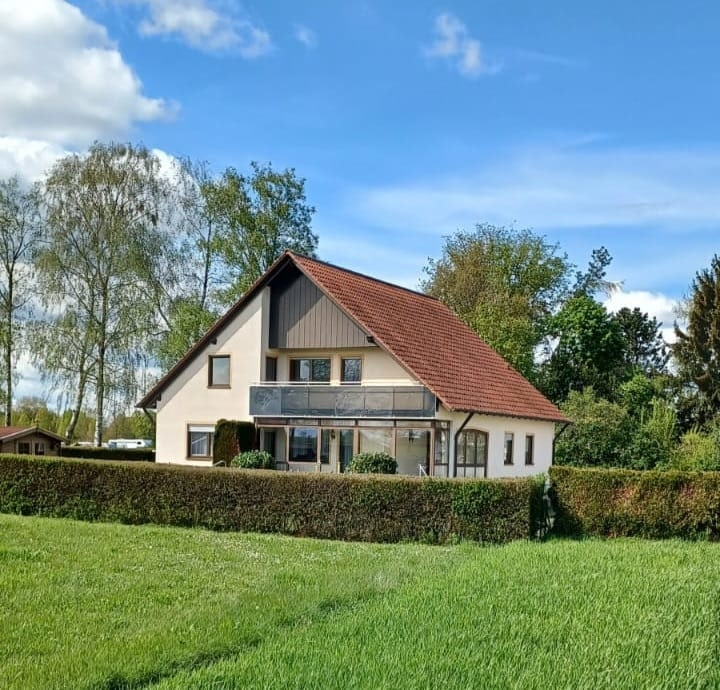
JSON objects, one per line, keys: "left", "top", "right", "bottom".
{"left": 0, "top": 426, "right": 65, "bottom": 442}
{"left": 138, "top": 251, "right": 568, "bottom": 423}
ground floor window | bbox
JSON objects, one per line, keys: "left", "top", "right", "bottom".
{"left": 358, "top": 428, "right": 392, "bottom": 455}
{"left": 187, "top": 424, "right": 214, "bottom": 458}
{"left": 18, "top": 442, "right": 30, "bottom": 455}
{"left": 456, "top": 429, "right": 488, "bottom": 478}
{"left": 525, "top": 434, "right": 534, "bottom": 465}
{"left": 256, "top": 420, "right": 449, "bottom": 476}
{"left": 504, "top": 432, "right": 514, "bottom": 465}
{"left": 289, "top": 427, "right": 318, "bottom": 462}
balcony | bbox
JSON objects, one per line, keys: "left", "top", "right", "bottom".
{"left": 249, "top": 384, "right": 436, "bottom": 418}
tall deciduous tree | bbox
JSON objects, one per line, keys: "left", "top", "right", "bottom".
{"left": 672, "top": 255, "right": 720, "bottom": 426}
{"left": 155, "top": 160, "right": 317, "bottom": 369}
{"left": 539, "top": 295, "right": 627, "bottom": 402}
{"left": 0, "top": 176, "right": 42, "bottom": 425}
{"left": 422, "top": 224, "right": 571, "bottom": 379}
{"left": 207, "top": 162, "right": 317, "bottom": 305}
{"left": 36, "top": 142, "right": 173, "bottom": 445}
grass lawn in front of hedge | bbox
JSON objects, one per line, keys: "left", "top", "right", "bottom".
{"left": 2, "top": 514, "right": 719, "bottom": 689}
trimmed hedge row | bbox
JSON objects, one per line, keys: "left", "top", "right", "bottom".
{"left": 550, "top": 465, "right": 720, "bottom": 540}
{"left": 0, "top": 455, "right": 544, "bottom": 544}
{"left": 60, "top": 447, "right": 155, "bottom": 462}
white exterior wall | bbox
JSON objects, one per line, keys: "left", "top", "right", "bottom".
{"left": 438, "top": 408, "right": 555, "bottom": 478}
{"left": 154, "top": 289, "right": 269, "bottom": 465}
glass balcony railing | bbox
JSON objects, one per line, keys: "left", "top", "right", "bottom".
{"left": 249, "top": 384, "right": 436, "bottom": 418}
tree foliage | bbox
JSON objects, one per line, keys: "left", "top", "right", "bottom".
{"left": 422, "top": 224, "right": 571, "bottom": 379}
{"left": 35, "top": 142, "right": 173, "bottom": 444}
{"left": 672, "top": 255, "right": 720, "bottom": 426}
{"left": 155, "top": 160, "right": 317, "bottom": 368}
{"left": 539, "top": 295, "right": 627, "bottom": 402}
{"left": 615, "top": 307, "right": 669, "bottom": 375}
{"left": 0, "top": 176, "right": 42, "bottom": 424}
{"left": 206, "top": 162, "right": 317, "bottom": 305}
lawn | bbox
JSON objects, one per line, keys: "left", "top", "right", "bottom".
{"left": 1, "top": 514, "right": 719, "bottom": 690}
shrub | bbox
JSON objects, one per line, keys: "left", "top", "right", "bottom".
{"left": 550, "top": 465, "right": 720, "bottom": 539}
{"left": 665, "top": 424, "right": 720, "bottom": 472}
{"left": 0, "top": 455, "right": 543, "bottom": 544}
{"left": 555, "top": 388, "right": 633, "bottom": 468}
{"left": 60, "top": 446, "right": 154, "bottom": 462}
{"left": 347, "top": 452, "right": 397, "bottom": 474}
{"left": 231, "top": 450, "right": 275, "bottom": 469}
{"left": 213, "top": 420, "right": 255, "bottom": 465}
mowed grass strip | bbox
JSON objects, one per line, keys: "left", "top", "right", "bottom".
{"left": 0, "top": 515, "right": 718, "bottom": 690}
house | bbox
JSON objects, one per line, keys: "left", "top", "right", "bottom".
{"left": 0, "top": 426, "right": 64, "bottom": 456}
{"left": 138, "top": 252, "right": 569, "bottom": 477}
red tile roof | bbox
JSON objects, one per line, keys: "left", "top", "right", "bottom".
{"left": 0, "top": 426, "right": 31, "bottom": 439}
{"left": 291, "top": 253, "right": 568, "bottom": 423}
{"left": 138, "top": 251, "right": 568, "bottom": 423}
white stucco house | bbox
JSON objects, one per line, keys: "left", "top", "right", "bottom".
{"left": 138, "top": 251, "right": 568, "bottom": 478}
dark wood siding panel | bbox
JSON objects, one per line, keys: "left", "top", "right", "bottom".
{"left": 270, "top": 273, "right": 368, "bottom": 348}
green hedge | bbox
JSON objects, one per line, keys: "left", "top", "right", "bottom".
{"left": 550, "top": 465, "right": 720, "bottom": 540}
{"left": 60, "top": 447, "right": 155, "bottom": 462}
{"left": 0, "top": 455, "right": 544, "bottom": 544}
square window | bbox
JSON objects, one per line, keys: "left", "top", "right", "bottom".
{"left": 208, "top": 355, "right": 230, "bottom": 387}
{"left": 289, "top": 427, "right": 319, "bottom": 462}
{"left": 341, "top": 358, "right": 362, "bottom": 384}
{"left": 18, "top": 442, "right": 30, "bottom": 455}
{"left": 188, "top": 426, "right": 214, "bottom": 458}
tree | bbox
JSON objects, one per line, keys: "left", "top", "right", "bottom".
{"left": 572, "top": 246, "right": 619, "bottom": 297}
{"left": 422, "top": 224, "right": 571, "bottom": 379}
{"left": 36, "top": 142, "right": 173, "bottom": 445}
{"left": 539, "top": 294, "right": 627, "bottom": 402}
{"left": 554, "top": 388, "right": 633, "bottom": 468}
{"left": 0, "top": 176, "right": 42, "bottom": 425}
{"left": 207, "top": 162, "right": 317, "bottom": 305}
{"left": 672, "top": 256, "right": 720, "bottom": 426}
{"left": 155, "top": 160, "right": 317, "bottom": 368}
{"left": 614, "top": 307, "right": 668, "bottom": 375}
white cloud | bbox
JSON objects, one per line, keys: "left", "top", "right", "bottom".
{"left": 294, "top": 24, "right": 317, "bottom": 49}
{"left": 0, "top": 0, "right": 174, "bottom": 179}
{"left": 123, "top": 0, "right": 272, "bottom": 56}
{"left": 425, "top": 13, "right": 499, "bottom": 78}
{"left": 605, "top": 290, "right": 679, "bottom": 344}
{"left": 351, "top": 145, "right": 720, "bottom": 235}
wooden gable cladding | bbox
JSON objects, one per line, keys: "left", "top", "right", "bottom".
{"left": 269, "top": 266, "right": 369, "bottom": 348}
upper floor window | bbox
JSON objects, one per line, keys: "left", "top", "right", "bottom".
{"left": 504, "top": 432, "right": 515, "bottom": 465}
{"left": 208, "top": 355, "right": 230, "bottom": 387}
{"left": 290, "top": 358, "right": 330, "bottom": 383}
{"left": 525, "top": 434, "right": 534, "bottom": 465}
{"left": 341, "top": 358, "right": 362, "bottom": 384}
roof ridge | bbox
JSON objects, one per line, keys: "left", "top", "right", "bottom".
{"left": 287, "top": 250, "right": 441, "bottom": 303}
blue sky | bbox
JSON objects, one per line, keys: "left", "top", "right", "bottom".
{"left": 4, "top": 0, "right": 720, "bottom": 399}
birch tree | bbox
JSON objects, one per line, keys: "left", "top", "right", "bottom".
{"left": 36, "top": 142, "right": 172, "bottom": 445}
{"left": 0, "top": 176, "right": 42, "bottom": 425}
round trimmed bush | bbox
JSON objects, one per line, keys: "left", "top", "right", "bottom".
{"left": 347, "top": 452, "right": 397, "bottom": 474}
{"left": 230, "top": 450, "right": 275, "bottom": 469}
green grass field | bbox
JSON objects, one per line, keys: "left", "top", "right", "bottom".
{"left": 1, "top": 514, "right": 719, "bottom": 690}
